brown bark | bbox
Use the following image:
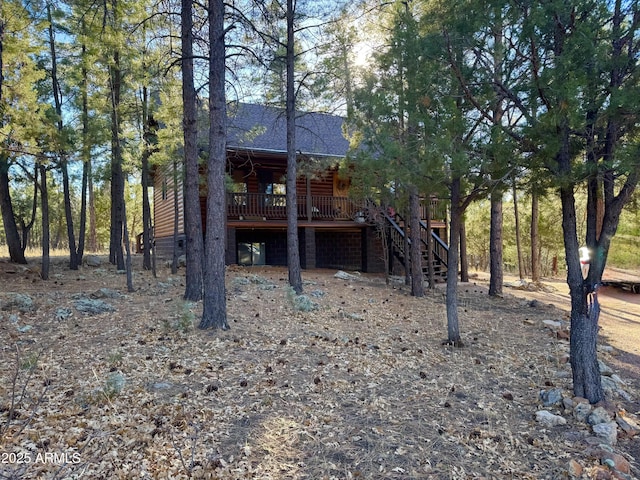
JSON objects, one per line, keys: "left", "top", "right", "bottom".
{"left": 409, "top": 188, "right": 423, "bottom": 297}
{"left": 488, "top": 189, "right": 503, "bottom": 296}
{"left": 530, "top": 191, "right": 540, "bottom": 282}
{"left": 200, "top": 0, "right": 228, "bottom": 330}
{"left": 445, "top": 177, "right": 463, "bottom": 347}
{"left": 182, "top": 0, "right": 204, "bottom": 301}
{"left": 285, "top": 0, "right": 303, "bottom": 294}
{"left": 39, "top": 164, "right": 49, "bottom": 280}
{"left": 459, "top": 216, "right": 469, "bottom": 283}
{"left": 0, "top": 160, "right": 26, "bottom": 264}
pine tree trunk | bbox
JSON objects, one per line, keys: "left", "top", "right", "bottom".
{"left": 425, "top": 200, "right": 435, "bottom": 290}
{"left": 488, "top": 189, "right": 503, "bottom": 296}
{"left": 0, "top": 160, "right": 27, "bottom": 264}
{"left": 141, "top": 87, "right": 153, "bottom": 271}
{"left": 530, "top": 191, "right": 540, "bottom": 282}
{"left": 560, "top": 184, "right": 604, "bottom": 403}
{"left": 200, "top": 0, "right": 228, "bottom": 330}
{"left": 181, "top": 0, "right": 204, "bottom": 300}
{"left": 459, "top": 217, "right": 469, "bottom": 282}
{"left": 513, "top": 178, "right": 524, "bottom": 279}
{"left": 48, "top": 4, "right": 78, "bottom": 270}
{"left": 285, "top": 0, "right": 303, "bottom": 294}
{"left": 409, "top": 188, "right": 424, "bottom": 297}
{"left": 109, "top": 49, "right": 125, "bottom": 271}
{"left": 446, "top": 177, "right": 463, "bottom": 347}
{"left": 40, "top": 165, "right": 49, "bottom": 280}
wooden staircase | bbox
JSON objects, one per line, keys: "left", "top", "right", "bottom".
{"left": 377, "top": 208, "right": 449, "bottom": 283}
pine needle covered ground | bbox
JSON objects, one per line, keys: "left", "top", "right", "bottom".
{"left": 0, "top": 259, "right": 638, "bottom": 479}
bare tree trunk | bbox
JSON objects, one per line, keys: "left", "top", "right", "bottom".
{"left": 530, "top": 190, "right": 540, "bottom": 282}
{"left": 0, "top": 160, "right": 26, "bottom": 264}
{"left": 425, "top": 199, "right": 435, "bottom": 289}
{"left": 123, "top": 202, "right": 134, "bottom": 292}
{"left": 561, "top": 183, "right": 603, "bottom": 403}
{"left": 285, "top": 0, "right": 302, "bottom": 294}
{"left": 141, "top": 86, "right": 154, "bottom": 271}
{"left": 488, "top": 189, "right": 503, "bottom": 296}
{"left": 445, "top": 177, "right": 463, "bottom": 347}
{"left": 39, "top": 164, "right": 49, "bottom": 280}
{"left": 82, "top": 35, "right": 96, "bottom": 255}
{"left": 409, "top": 188, "right": 423, "bottom": 297}
{"left": 403, "top": 211, "right": 410, "bottom": 286}
{"left": 513, "top": 177, "right": 524, "bottom": 279}
{"left": 109, "top": 47, "right": 125, "bottom": 271}
{"left": 18, "top": 164, "right": 37, "bottom": 252}
{"left": 200, "top": 0, "right": 228, "bottom": 330}
{"left": 182, "top": 0, "right": 204, "bottom": 300}
{"left": 459, "top": 216, "right": 469, "bottom": 282}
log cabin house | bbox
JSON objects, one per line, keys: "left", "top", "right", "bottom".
{"left": 151, "top": 102, "right": 448, "bottom": 276}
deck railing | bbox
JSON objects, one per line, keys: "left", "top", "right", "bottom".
{"left": 227, "top": 193, "right": 362, "bottom": 221}
{"left": 226, "top": 193, "right": 446, "bottom": 223}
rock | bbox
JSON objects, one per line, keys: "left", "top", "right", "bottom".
{"left": 574, "top": 402, "right": 593, "bottom": 422}
{"left": 536, "top": 410, "right": 567, "bottom": 427}
{"left": 568, "top": 459, "right": 583, "bottom": 478}
{"left": 90, "top": 288, "right": 123, "bottom": 299}
{"left": 592, "top": 422, "right": 618, "bottom": 445}
{"left": 55, "top": 308, "right": 73, "bottom": 321}
{"left": 615, "top": 412, "right": 640, "bottom": 437}
{"left": 334, "top": 270, "right": 361, "bottom": 281}
{"left": 74, "top": 298, "right": 116, "bottom": 315}
{"left": 589, "top": 406, "right": 613, "bottom": 425}
{"left": 84, "top": 255, "right": 101, "bottom": 267}
{"left": 599, "top": 360, "right": 614, "bottom": 376}
{"left": 563, "top": 397, "right": 575, "bottom": 410}
{"left": 540, "top": 388, "right": 564, "bottom": 407}
{"left": 615, "top": 389, "right": 633, "bottom": 402}
{"left": 610, "top": 374, "right": 625, "bottom": 386}
{"left": 602, "top": 376, "right": 618, "bottom": 393}
{"left": 600, "top": 451, "right": 630, "bottom": 475}
{"left": 0, "top": 293, "right": 35, "bottom": 313}
{"left": 543, "top": 319, "right": 563, "bottom": 328}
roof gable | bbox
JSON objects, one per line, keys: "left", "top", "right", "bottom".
{"left": 226, "top": 103, "right": 349, "bottom": 158}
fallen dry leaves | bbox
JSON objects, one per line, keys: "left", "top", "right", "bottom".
{"left": 0, "top": 259, "right": 638, "bottom": 479}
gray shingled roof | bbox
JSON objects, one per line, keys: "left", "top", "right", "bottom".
{"left": 226, "top": 103, "right": 349, "bottom": 158}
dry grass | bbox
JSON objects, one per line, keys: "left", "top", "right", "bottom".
{"left": 0, "top": 258, "right": 637, "bottom": 479}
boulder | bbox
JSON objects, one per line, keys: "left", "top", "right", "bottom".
{"left": 0, "top": 293, "right": 35, "bottom": 313}
{"left": 84, "top": 255, "right": 102, "bottom": 267}
{"left": 536, "top": 410, "right": 567, "bottom": 427}
{"left": 592, "top": 422, "right": 618, "bottom": 445}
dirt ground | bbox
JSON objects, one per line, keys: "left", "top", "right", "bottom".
{"left": 0, "top": 257, "right": 639, "bottom": 479}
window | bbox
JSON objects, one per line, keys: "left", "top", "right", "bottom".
{"left": 231, "top": 181, "right": 248, "bottom": 206}
{"left": 238, "top": 242, "right": 265, "bottom": 266}
{"left": 265, "top": 182, "right": 286, "bottom": 206}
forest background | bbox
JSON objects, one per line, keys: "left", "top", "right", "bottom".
{"left": 2, "top": 0, "right": 638, "bottom": 273}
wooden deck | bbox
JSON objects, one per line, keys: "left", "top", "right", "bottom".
{"left": 226, "top": 193, "right": 447, "bottom": 225}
